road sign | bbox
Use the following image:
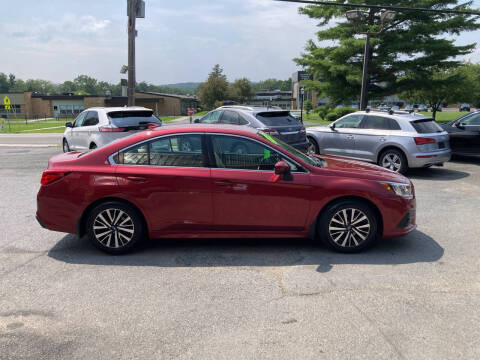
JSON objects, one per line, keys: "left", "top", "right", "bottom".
{"left": 4, "top": 96, "right": 11, "bottom": 110}
{"left": 188, "top": 108, "right": 195, "bottom": 116}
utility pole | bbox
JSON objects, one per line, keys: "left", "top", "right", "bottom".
{"left": 127, "top": 0, "right": 136, "bottom": 106}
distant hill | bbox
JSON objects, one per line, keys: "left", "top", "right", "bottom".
{"left": 162, "top": 82, "right": 201, "bottom": 91}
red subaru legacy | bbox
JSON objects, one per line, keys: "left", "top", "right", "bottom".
{"left": 37, "top": 124, "right": 416, "bottom": 254}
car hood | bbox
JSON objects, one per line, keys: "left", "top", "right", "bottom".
{"left": 316, "top": 155, "right": 410, "bottom": 183}
{"left": 307, "top": 126, "right": 330, "bottom": 132}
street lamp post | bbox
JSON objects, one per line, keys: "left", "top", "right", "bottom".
{"left": 127, "top": 0, "right": 145, "bottom": 107}
{"left": 300, "top": 86, "right": 305, "bottom": 123}
{"left": 346, "top": 9, "right": 396, "bottom": 110}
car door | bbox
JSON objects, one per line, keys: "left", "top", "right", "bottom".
{"left": 354, "top": 115, "right": 401, "bottom": 162}
{"left": 449, "top": 113, "right": 480, "bottom": 154}
{"left": 69, "top": 112, "right": 87, "bottom": 150}
{"left": 209, "top": 134, "right": 311, "bottom": 232}
{"left": 115, "top": 134, "right": 213, "bottom": 233}
{"left": 324, "top": 114, "right": 364, "bottom": 157}
{"left": 76, "top": 111, "right": 100, "bottom": 149}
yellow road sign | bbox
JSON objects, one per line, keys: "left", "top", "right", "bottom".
{"left": 3, "top": 96, "right": 11, "bottom": 110}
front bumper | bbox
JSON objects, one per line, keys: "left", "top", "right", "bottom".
{"left": 408, "top": 149, "right": 451, "bottom": 168}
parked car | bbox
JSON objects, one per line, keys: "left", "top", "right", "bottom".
{"left": 195, "top": 106, "right": 308, "bottom": 152}
{"left": 440, "top": 111, "right": 480, "bottom": 156}
{"left": 37, "top": 124, "right": 416, "bottom": 254}
{"left": 416, "top": 104, "right": 428, "bottom": 112}
{"left": 306, "top": 110, "right": 451, "bottom": 173}
{"left": 289, "top": 110, "right": 302, "bottom": 121}
{"left": 62, "top": 107, "right": 162, "bottom": 152}
{"left": 459, "top": 103, "right": 471, "bottom": 112}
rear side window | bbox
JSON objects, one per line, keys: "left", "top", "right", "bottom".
{"left": 220, "top": 111, "right": 249, "bottom": 125}
{"left": 83, "top": 111, "right": 99, "bottom": 126}
{"left": 107, "top": 111, "right": 162, "bottom": 127}
{"left": 361, "top": 116, "right": 401, "bottom": 130}
{"left": 118, "top": 135, "right": 205, "bottom": 167}
{"left": 255, "top": 111, "right": 299, "bottom": 126}
{"left": 411, "top": 119, "right": 443, "bottom": 133}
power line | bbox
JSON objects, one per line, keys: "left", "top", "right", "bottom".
{"left": 274, "top": 0, "right": 480, "bottom": 16}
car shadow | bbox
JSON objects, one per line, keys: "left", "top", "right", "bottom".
{"left": 407, "top": 166, "right": 470, "bottom": 181}
{"left": 47, "top": 230, "right": 443, "bottom": 273}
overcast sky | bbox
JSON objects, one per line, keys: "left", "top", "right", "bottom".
{"left": 2, "top": 0, "right": 480, "bottom": 85}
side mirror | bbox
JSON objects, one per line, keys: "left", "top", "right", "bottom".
{"left": 456, "top": 123, "right": 465, "bottom": 130}
{"left": 274, "top": 161, "right": 293, "bottom": 181}
{"left": 330, "top": 123, "right": 336, "bottom": 130}
{"left": 194, "top": 119, "right": 200, "bottom": 124}
{"left": 65, "top": 122, "right": 73, "bottom": 128}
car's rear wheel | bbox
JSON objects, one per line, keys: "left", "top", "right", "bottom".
{"left": 62, "top": 139, "right": 70, "bottom": 153}
{"left": 86, "top": 201, "right": 145, "bottom": 254}
{"left": 307, "top": 136, "right": 319, "bottom": 154}
{"left": 318, "top": 200, "right": 378, "bottom": 253}
{"left": 378, "top": 149, "right": 407, "bottom": 174}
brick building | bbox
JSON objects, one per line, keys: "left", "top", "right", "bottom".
{"left": 0, "top": 91, "right": 197, "bottom": 118}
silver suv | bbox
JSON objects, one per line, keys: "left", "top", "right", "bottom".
{"left": 306, "top": 110, "right": 451, "bottom": 173}
{"left": 62, "top": 107, "right": 162, "bottom": 152}
{"left": 195, "top": 105, "right": 308, "bottom": 152}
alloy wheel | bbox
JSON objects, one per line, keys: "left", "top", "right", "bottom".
{"left": 93, "top": 208, "right": 135, "bottom": 248}
{"left": 381, "top": 152, "right": 402, "bottom": 172}
{"left": 307, "top": 139, "right": 317, "bottom": 154}
{"left": 328, "top": 208, "right": 371, "bottom": 248}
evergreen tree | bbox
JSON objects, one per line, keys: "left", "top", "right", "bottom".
{"left": 295, "top": 1, "right": 480, "bottom": 106}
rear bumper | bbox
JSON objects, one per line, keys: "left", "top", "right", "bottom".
{"left": 408, "top": 149, "right": 451, "bottom": 168}
{"left": 290, "top": 140, "right": 309, "bottom": 153}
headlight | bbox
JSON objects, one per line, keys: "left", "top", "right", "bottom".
{"left": 378, "top": 181, "right": 413, "bottom": 198}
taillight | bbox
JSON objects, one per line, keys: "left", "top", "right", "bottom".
{"left": 99, "top": 126, "right": 125, "bottom": 132}
{"left": 414, "top": 137, "right": 436, "bottom": 145}
{"left": 40, "top": 171, "right": 70, "bottom": 185}
{"left": 261, "top": 128, "right": 279, "bottom": 135}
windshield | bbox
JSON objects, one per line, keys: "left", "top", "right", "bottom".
{"left": 257, "top": 131, "right": 325, "bottom": 167}
{"left": 107, "top": 111, "right": 162, "bottom": 127}
{"left": 411, "top": 119, "right": 443, "bottom": 133}
{"left": 255, "top": 111, "right": 301, "bottom": 126}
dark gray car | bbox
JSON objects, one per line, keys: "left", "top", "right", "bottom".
{"left": 195, "top": 106, "right": 308, "bottom": 152}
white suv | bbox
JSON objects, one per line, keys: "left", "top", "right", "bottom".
{"left": 62, "top": 107, "right": 162, "bottom": 152}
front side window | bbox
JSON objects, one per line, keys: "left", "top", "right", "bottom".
{"left": 118, "top": 134, "right": 205, "bottom": 167}
{"left": 211, "top": 135, "right": 299, "bottom": 171}
{"left": 459, "top": 113, "right": 480, "bottom": 126}
{"left": 334, "top": 114, "right": 364, "bottom": 128}
{"left": 83, "top": 111, "right": 99, "bottom": 126}
{"left": 200, "top": 111, "right": 221, "bottom": 124}
{"left": 73, "top": 112, "right": 87, "bottom": 127}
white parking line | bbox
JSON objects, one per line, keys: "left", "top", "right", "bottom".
{"left": 0, "top": 144, "right": 60, "bottom": 147}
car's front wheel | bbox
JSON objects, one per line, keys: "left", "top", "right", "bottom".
{"left": 307, "top": 136, "right": 319, "bottom": 154}
{"left": 86, "top": 201, "right": 145, "bottom": 254}
{"left": 62, "top": 139, "right": 70, "bottom": 153}
{"left": 318, "top": 200, "right": 379, "bottom": 253}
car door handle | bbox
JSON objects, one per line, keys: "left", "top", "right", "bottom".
{"left": 126, "top": 176, "right": 147, "bottom": 183}
{"left": 347, "top": 135, "right": 354, "bottom": 139}
{"left": 214, "top": 180, "right": 232, "bottom": 187}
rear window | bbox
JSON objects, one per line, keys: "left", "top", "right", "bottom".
{"left": 107, "top": 111, "right": 162, "bottom": 127}
{"left": 411, "top": 119, "right": 443, "bottom": 133}
{"left": 255, "top": 111, "right": 300, "bottom": 126}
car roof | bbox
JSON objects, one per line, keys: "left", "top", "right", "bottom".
{"left": 153, "top": 123, "right": 260, "bottom": 135}
{"left": 85, "top": 106, "right": 152, "bottom": 112}
{"left": 353, "top": 110, "right": 432, "bottom": 122}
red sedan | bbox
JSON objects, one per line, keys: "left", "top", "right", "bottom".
{"left": 36, "top": 125, "right": 416, "bottom": 254}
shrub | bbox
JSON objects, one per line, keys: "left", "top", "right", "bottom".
{"left": 325, "top": 106, "right": 357, "bottom": 122}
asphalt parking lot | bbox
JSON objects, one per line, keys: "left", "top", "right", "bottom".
{"left": 1, "top": 147, "right": 479, "bottom": 360}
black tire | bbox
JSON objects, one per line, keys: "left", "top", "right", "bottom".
{"left": 378, "top": 148, "right": 407, "bottom": 174}
{"left": 86, "top": 201, "right": 145, "bottom": 255}
{"left": 89, "top": 143, "right": 97, "bottom": 149}
{"left": 231, "top": 142, "right": 248, "bottom": 154}
{"left": 62, "top": 139, "right": 70, "bottom": 153}
{"left": 307, "top": 136, "right": 319, "bottom": 154}
{"left": 317, "top": 200, "right": 379, "bottom": 253}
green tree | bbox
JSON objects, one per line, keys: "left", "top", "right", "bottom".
{"left": 198, "top": 65, "right": 229, "bottom": 109}
{"left": 295, "top": 1, "right": 480, "bottom": 106}
{"left": 73, "top": 75, "right": 98, "bottom": 95}
{"left": 456, "top": 62, "right": 480, "bottom": 107}
{"left": 400, "top": 66, "right": 473, "bottom": 119}
{"left": 252, "top": 78, "right": 291, "bottom": 92}
{"left": 228, "top": 78, "right": 255, "bottom": 103}
{"left": 0, "top": 73, "right": 10, "bottom": 92}
{"left": 304, "top": 99, "right": 313, "bottom": 115}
